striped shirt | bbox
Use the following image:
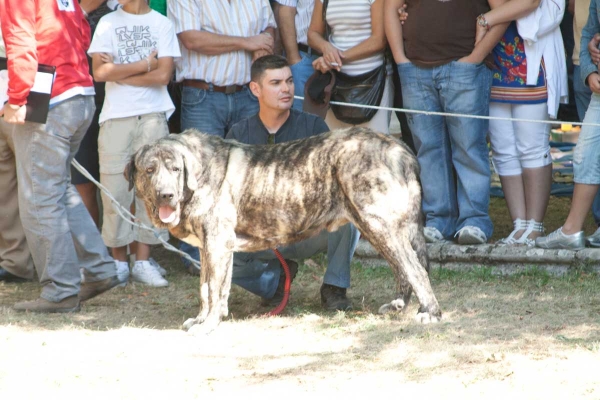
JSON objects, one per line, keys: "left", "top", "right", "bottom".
{"left": 275, "top": 0, "right": 314, "bottom": 45}
{"left": 167, "top": 0, "right": 276, "bottom": 85}
{"left": 320, "top": 0, "right": 383, "bottom": 76}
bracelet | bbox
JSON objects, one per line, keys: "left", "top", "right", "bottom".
{"left": 477, "top": 14, "right": 490, "bottom": 31}
{"left": 145, "top": 56, "right": 151, "bottom": 72}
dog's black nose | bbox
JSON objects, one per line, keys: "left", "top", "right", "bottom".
{"left": 160, "top": 192, "right": 174, "bottom": 200}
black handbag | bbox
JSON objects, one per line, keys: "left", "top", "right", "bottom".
{"left": 322, "top": 0, "right": 386, "bottom": 125}
{"left": 330, "top": 64, "right": 386, "bottom": 125}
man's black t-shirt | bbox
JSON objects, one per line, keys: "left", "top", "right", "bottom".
{"left": 225, "top": 108, "right": 329, "bottom": 145}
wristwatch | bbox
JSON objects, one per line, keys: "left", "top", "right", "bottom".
{"left": 477, "top": 14, "right": 490, "bottom": 31}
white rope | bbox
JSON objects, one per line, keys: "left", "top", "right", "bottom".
{"left": 296, "top": 95, "right": 600, "bottom": 128}
{"left": 72, "top": 95, "right": 586, "bottom": 271}
{"left": 71, "top": 159, "right": 202, "bottom": 271}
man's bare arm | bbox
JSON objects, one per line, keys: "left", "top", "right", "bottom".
{"left": 178, "top": 30, "right": 274, "bottom": 55}
{"left": 278, "top": 5, "right": 301, "bottom": 65}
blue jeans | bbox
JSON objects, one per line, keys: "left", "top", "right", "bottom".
{"left": 179, "top": 85, "right": 259, "bottom": 137}
{"left": 10, "top": 96, "right": 116, "bottom": 301}
{"left": 289, "top": 51, "right": 317, "bottom": 111}
{"left": 398, "top": 61, "right": 493, "bottom": 239}
{"left": 573, "top": 64, "right": 600, "bottom": 225}
{"left": 181, "top": 224, "right": 360, "bottom": 299}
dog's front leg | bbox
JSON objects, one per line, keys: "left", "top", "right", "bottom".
{"left": 183, "top": 248, "right": 210, "bottom": 331}
{"left": 185, "top": 233, "right": 234, "bottom": 335}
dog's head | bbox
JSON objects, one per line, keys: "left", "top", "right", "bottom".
{"left": 124, "top": 137, "right": 200, "bottom": 228}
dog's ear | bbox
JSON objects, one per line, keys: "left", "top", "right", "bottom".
{"left": 123, "top": 156, "right": 136, "bottom": 192}
{"left": 181, "top": 150, "right": 199, "bottom": 192}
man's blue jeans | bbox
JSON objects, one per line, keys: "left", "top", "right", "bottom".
{"left": 398, "top": 61, "right": 494, "bottom": 239}
{"left": 181, "top": 224, "right": 359, "bottom": 299}
{"left": 179, "top": 85, "right": 259, "bottom": 137}
{"left": 233, "top": 224, "right": 359, "bottom": 298}
{"left": 573, "top": 64, "right": 600, "bottom": 225}
{"left": 9, "top": 96, "right": 116, "bottom": 301}
{"left": 289, "top": 50, "right": 317, "bottom": 111}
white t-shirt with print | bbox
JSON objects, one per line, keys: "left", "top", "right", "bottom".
{"left": 89, "top": 8, "right": 181, "bottom": 123}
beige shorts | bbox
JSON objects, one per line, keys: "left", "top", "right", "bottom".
{"left": 98, "top": 112, "right": 170, "bottom": 247}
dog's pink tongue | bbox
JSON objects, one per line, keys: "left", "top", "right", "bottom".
{"left": 159, "top": 206, "right": 176, "bottom": 223}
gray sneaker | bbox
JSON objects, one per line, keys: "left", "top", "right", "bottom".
{"left": 455, "top": 226, "right": 487, "bottom": 245}
{"left": 423, "top": 226, "right": 445, "bottom": 243}
{"left": 586, "top": 226, "right": 600, "bottom": 247}
{"left": 535, "top": 227, "right": 585, "bottom": 250}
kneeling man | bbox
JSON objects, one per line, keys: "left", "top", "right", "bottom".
{"left": 226, "top": 55, "right": 360, "bottom": 311}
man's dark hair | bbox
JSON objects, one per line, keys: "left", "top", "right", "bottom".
{"left": 251, "top": 55, "right": 290, "bottom": 83}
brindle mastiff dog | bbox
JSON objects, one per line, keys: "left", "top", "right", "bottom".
{"left": 125, "top": 127, "right": 442, "bottom": 334}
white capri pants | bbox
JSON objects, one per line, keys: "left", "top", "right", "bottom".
{"left": 488, "top": 102, "right": 551, "bottom": 176}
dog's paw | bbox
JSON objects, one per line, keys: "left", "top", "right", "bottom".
{"left": 378, "top": 298, "right": 406, "bottom": 315}
{"left": 182, "top": 316, "right": 204, "bottom": 331}
{"left": 415, "top": 312, "right": 441, "bottom": 324}
{"left": 186, "top": 317, "right": 220, "bottom": 335}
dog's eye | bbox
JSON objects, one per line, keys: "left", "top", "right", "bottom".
{"left": 146, "top": 167, "right": 155, "bottom": 173}
{"left": 173, "top": 167, "right": 180, "bottom": 172}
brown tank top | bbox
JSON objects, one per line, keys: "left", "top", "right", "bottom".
{"left": 402, "top": 0, "right": 492, "bottom": 68}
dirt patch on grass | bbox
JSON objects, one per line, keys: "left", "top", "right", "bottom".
{"left": 1, "top": 251, "right": 599, "bottom": 398}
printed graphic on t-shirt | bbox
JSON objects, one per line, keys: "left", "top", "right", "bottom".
{"left": 115, "top": 25, "right": 157, "bottom": 63}
{"left": 57, "top": 0, "right": 75, "bottom": 11}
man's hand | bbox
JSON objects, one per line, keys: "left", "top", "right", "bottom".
{"left": 146, "top": 50, "right": 159, "bottom": 71}
{"left": 1, "top": 103, "right": 26, "bottom": 124}
{"left": 588, "top": 34, "right": 600, "bottom": 66}
{"left": 252, "top": 49, "right": 271, "bottom": 62}
{"left": 457, "top": 54, "right": 482, "bottom": 64}
{"left": 397, "top": 4, "right": 408, "bottom": 24}
{"left": 588, "top": 72, "right": 600, "bottom": 94}
{"left": 244, "top": 33, "right": 275, "bottom": 53}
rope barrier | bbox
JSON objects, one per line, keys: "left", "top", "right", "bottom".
{"left": 70, "top": 96, "right": 588, "bottom": 277}
{"left": 295, "top": 95, "right": 600, "bottom": 128}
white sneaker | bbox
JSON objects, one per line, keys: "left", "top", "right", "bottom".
{"left": 455, "top": 226, "right": 487, "bottom": 245}
{"left": 132, "top": 260, "right": 169, "bottom": 287}
{"left": 149, "top": 258, "right": 167, "bottom": 277}
{"left": 116, "top": 261, "right": 130, "bottom": 288}
{"left": 81, "top": 262, "right": 129, "bottom": 287}
{"left": 424, "top": 226, "right": 445, "bottom": 243}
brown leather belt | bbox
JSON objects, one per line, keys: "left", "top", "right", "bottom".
{"left": 297, "top": 43, "right": 322, "bottom": 57}
{"left": 182, "top": 79, "right": 246, "bottom": 94}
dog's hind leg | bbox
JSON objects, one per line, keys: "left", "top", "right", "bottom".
{"left": 356, "top": 218, "right": 441, "bottom": 323}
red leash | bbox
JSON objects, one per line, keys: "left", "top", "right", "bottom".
{"left": 267, "top": 248, "right": 291, "bottom": 316}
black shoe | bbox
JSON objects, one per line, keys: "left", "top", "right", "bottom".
{"left": 0, "top": 267, "right": 29, "bottom": 283}
{"left": 320, "top": 283, "right": 353, "bottom": 311}
{"left": 260, "top": 260, "right": 299, "bottom": 307}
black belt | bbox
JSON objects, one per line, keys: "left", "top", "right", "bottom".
{"left": 182, "top": 79, "right": 246, "bottom": 94}
{"left": 297, "top": 43, "right": 322, "bottom": 57}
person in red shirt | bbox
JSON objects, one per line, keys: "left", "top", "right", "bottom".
{"left": 0, "top": 0, "right": 123, "bottom": 312}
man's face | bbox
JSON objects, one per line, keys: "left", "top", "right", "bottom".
{"left": 252, "top": 67, "right": 294, "bottom": 112}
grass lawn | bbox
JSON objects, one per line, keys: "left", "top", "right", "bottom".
{"left": 0, "top": 195, "right": 598, "bottom": 398}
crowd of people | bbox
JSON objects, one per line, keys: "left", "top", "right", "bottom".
{"left": 0, "top": 0, "right": 599, "bottom": 314}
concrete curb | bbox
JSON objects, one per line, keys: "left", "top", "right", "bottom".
{"left": 354, "top": 239, "right": 600, "bottom": 275}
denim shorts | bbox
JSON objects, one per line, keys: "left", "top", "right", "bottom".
{"left": 573, "top": 93, "right": 600, "bottom": 185}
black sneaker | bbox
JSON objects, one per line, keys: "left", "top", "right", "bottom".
{"left": 320, "top": 283, "right": 353, "bottom": 311}
{"left": 260, "top": 260, "right": 299, "bottom": 306}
